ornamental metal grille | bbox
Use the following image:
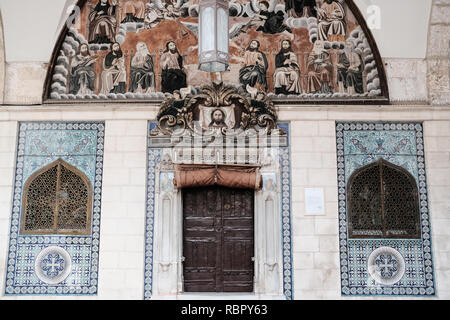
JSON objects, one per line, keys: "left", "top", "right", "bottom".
{"left": 21, "top": 159, "right": 92, "bottom": 235}
{"left": 347, "top": 159, "right": 420, "bottom": 239}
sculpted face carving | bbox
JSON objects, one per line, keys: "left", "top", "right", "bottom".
{"left": 212, "top": 109, "right": 224, "bottom": 123}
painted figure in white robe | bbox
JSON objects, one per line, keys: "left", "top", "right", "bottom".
{"left": 130, "top": 42, "right": 155, "bottom": 93}
{"left": 317, "top": 0, "right": 346, "bottom": 42}
{"left": 101, "top": 42, "right": 127, "bottom": 94}
{"left": 273, "top": 40, "right": 302, "bottom": 95}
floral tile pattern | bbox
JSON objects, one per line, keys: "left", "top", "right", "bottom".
{"left": 336, "top": 122, "right": 435, "bottom": 296}
{"left": 4, "top": 122, "right": 104, "bottom": 296}
{"left": 143, "top": 146, "right": 160, "bottom": 300}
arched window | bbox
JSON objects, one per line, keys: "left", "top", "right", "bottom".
{"left": 20, "top": 159, "right": 92, "bottom": 235}
{"left": 347, "top": 159, "right": 420, "bottom": 239}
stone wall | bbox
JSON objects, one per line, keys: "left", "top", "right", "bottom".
{"left": 427, "top": 0, "right": 450, "bottom": 105}
{"left": 424, "top": 120, "right": 450, "bottom": 299}
{"left": 286, "top": 113, "right": 450, "bottom": 299}
{"left": 98, "top": 120, "right": 148, "bottom": 299}
{"left": 0, "top": 10, "right": 5, "bottom": 105}
{"left": 0, "top": 0, "right": 448, "bottom": 300}
{"left": 290, "top": 120, "right": 340, "bottom": 299}
{"left": 0, "top": 107, "right": 449, "bottom": 299}
{"left": 385, "top": 59, "right": 428, "bottom": 104}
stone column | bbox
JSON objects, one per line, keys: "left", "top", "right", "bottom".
{"left": 427, "top": 0, "right": 450, "bottom": 105}
{"left": 254, "top": 151, "right": 284, "bottom": 297}
{"left": 152, "top": 152, "right": 182, "bottom": 296}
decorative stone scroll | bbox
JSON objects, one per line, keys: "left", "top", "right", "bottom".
{"left": 150, "top": 82, "right": 285, "bottom": 137}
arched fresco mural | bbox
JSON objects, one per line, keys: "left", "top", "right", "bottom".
{"left": 45, "top": 0, "right": 388, "bottom": 103}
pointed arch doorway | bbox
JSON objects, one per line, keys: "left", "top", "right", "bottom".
{"left": 183, "top": 185, "right": 254, "bottom": 293}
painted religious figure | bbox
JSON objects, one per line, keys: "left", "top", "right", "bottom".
{"left": 48, "top": 0, "right": 386, "bottom": 101}
{"left": 100, "top": 42, "right": 127, "bottom": 94}
{"left": 69, "top": 44, "right": 97, "bottom": 95}
{"left": 337, "top": 41, "right": 364, "bottom": 94}
{"left": 317, "top": 0, "right": 346, "bottom": 42}
{"left": 120, "top": 0, "right": 146, "bottom": 23}
{"left": 130, "top": 42, "right": 155, "bottom": 93}
{"left": 307, "top": 41, "right": 333, "bottom": 94}
{"left": 255, "top": 1, "right": 292, "bottom": 35}
{"left": 160, "top": 41, "right": 187, "bottom": 93}
{"left": 88, "top": 0, "right": 118, "bottom": 44}
{"left": 144, "top": 0, "right": 184, "bottom": 29}
{"left": 273, "top": 40, "right": 302, "bottom": 95}
{"left": 239, "top": 40, "right": 268, "bottom": 94}
{"left": 199, "top": 105, "right": 236, "bottom": 131}
{"left": 285, "top": 0, "right": 317, "bottom": 18}
{"left": 209, "top": 109, "right": 227, "bottom": 129}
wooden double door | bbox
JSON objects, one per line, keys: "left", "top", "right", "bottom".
{"left": 183, "top": 186, "right": 254, "bottom": 292}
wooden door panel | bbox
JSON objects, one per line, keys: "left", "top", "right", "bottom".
{"left": 223, "top": 241, "right": 254, "bottom": 271}
{"left": 222, "top": 187, "right": 254, "bottom": 292}
{"left": 223, "top": 240, "right": 254, "bottom": 292}
{"left": 183, "top": 240, "right": 217, "bottom": 292}
{"left": 183, "top": 186, "right": 254, "bottom": 293}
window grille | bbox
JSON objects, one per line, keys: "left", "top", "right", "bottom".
{"left": 347, "top": 159, "right": 420, "bottom": 238}
{"left": 20, "top": 159, "right": 92, "bottom": 235}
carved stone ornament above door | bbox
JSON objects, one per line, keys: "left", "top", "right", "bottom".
{"left": 150, "top": 82, "right": 286, "bottom": 137}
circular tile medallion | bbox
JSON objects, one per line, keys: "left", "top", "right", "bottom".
{"left": 35, "top": 246, "right": 72, "bottom": 285}
{"left": 368, "top": 246, "right": 405, "bottom": 286}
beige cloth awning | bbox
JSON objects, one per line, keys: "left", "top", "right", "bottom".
{"left": 174, "top": 164, "right": 262, "bottom": 190}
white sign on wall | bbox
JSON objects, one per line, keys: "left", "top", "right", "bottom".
{"left": 304, "top": 188, "right": 325, "bottom": 215}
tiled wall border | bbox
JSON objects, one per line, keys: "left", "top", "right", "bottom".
{"left": 4, "top": 122, "right": 105, "bottom": 295}
{"left": 336, "top": 122, "right": 435, "bottom": 296}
